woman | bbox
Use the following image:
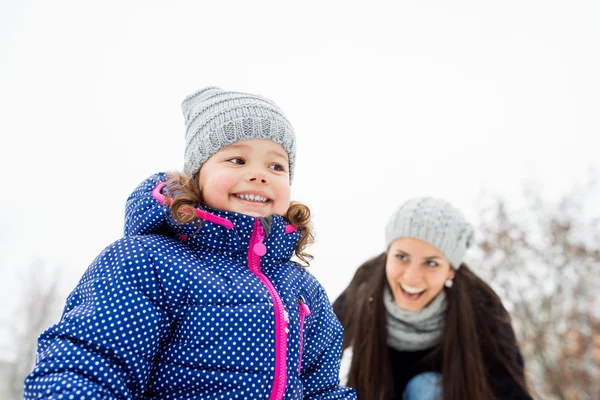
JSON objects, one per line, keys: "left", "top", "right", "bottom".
{"left": 333, "top": 197, "right": 532, "bottom": 400}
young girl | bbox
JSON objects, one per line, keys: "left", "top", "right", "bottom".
{"left": 25, "top": 87, "right": 356, "bottom": 399}
{"left": 334, "top": 197, "right": 532, "bottom": 400}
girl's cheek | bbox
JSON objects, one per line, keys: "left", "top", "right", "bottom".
{"left": 210, "top": 174, "right": 236, "bottom": 192}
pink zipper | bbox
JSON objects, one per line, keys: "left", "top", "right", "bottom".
{"left": 248, "top": 219, "right": 288, "bottom": 400}
{"left": 298, "top": 295, "right": 311, "bottom": 374}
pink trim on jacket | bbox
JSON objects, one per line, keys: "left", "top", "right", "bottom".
{"left": 298, "top": 296, "right": 311, "bottom": 374}
{"left": 151, "top": 182, "right": 234, "bottom": 229}
{"left": 248, "top": 219, "right": 289, "bottom": 400}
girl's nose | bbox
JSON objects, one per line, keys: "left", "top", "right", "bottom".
{"left": 247, "top": 171, "right": 269, "bottom": 184}
{"left": 249, "top": 177, "right": 268, "bottom": 183}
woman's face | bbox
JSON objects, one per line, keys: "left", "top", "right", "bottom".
{"left": 385, "top": 237, "right": 455, "bottom": 311}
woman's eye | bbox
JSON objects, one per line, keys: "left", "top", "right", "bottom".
{"left": 395, "top": 254, "right": 408, "bottom": 261}
{"left": 269, "top": 163, "right": 285, "bottom": 172}
{"left": 426, "top": 260, "right": 439, "bottom": 267}
{"left": 227, "top": 158, "right": 245, "bottom": 165}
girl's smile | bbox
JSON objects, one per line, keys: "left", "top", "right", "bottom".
{"left": 199, "top": 139, "right": 291, "bottom": 217}
{"left": 232, "top": 191, "right": 272, "bottom": 204}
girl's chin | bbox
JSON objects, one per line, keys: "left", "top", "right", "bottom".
{"left": 231, "top": 207, "right": 273, "bottom": 218}
{"left": 241, "top": 210, "right": 271, "bottom": 217}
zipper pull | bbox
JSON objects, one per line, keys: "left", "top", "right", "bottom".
{"left": 298, "top": 295, "right": 311, "bottom": 315}
{"left": 253, "top": 221, "right": 267, "bottom": 256}
{"left": 256, "top": 223, "right": 265, "bottom": 239}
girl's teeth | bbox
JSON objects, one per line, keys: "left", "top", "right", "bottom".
{"left": 237, "top": 194, "right": 268, "bottom": 203}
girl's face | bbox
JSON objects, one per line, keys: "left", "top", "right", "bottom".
{"left": 198, "top": 139, "right": 291, "bottom": 217}
{"left": 385, "top": 237, "right": 455, "bottom": 311}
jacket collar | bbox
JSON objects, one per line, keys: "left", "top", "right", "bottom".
{"left": 125, "top": 175, "right": 300, "bottom": 260}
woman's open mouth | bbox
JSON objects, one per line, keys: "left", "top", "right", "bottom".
{"left": 399, "top": 283, "right": 426, "bottom": 301}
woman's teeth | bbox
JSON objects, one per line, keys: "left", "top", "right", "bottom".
{"left": 400, "top": 283, "right": 426, "bottom": 294}
{"left": 235, "top": 194, "right": 269, "bottom": 203}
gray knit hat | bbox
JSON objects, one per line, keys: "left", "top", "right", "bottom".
{"left": 181, "top": 87, "right": 297, "bottom": 181}
{"left": 385, "top": 197, "right": 475, "bottom": 269}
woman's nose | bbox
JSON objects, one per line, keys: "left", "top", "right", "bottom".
{"left": 402, "top": 263, "right": 422, "bottom": 284}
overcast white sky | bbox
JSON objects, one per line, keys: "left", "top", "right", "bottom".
{"left": 1, "top": 0, "right": 599, "bottom": 360}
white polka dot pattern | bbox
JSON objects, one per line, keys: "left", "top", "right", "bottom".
{"left": 24, "top": 173, "right": 357, "bottom": 400}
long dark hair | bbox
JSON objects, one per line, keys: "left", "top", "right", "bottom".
{"left": 336, "top": 253, "right": 530, "bottom": 400}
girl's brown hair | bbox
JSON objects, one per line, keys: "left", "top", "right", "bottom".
{"left": 336, "top": 253, "right": 531, "bottom": 400}
{"left": 163, "top": 172, "right": 314, "bottom": 266}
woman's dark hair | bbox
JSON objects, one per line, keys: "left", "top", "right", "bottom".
{"left": 335, "top": 253, "right": 530, "bottom": 400}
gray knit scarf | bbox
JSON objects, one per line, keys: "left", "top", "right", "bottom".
{"left": 384, "top": 286, "right": 447, "bottom": 351}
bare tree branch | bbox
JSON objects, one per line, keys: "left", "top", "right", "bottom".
{"left": 473, "top": 172, "right": 600, "bottom": 400}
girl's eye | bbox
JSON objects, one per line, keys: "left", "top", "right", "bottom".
{"left": 426, "top": 260, "right": 439, "bottom": 268}
{"left": 227, "top": 158, "right": 245, "bottom": 165}
{"left": 269, "top": 163, "right": 285, "bottom": 172}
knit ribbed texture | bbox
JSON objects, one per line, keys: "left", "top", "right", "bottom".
{"left": 385, "top": 197, "right": 474, "bottom": 269}
{"left": 384, "top": 286, "right": 446, "bottom": 351}
{"left": 182, "top": 87, "right": 297, "bottom": 181}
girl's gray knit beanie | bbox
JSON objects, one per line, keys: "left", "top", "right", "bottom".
{"left": 182, "top": 86, "right": 296, "bottom": 181}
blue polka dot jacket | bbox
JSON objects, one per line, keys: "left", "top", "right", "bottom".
{"left": 24, "top": 173, "right": 356, "bottom": 400}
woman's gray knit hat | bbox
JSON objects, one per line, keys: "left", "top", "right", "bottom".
{"left": 181, "top": 86, "right": 297, "bottom": 181}
{"left": 385, "top": 197, "right": 475, "bottom": 269}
